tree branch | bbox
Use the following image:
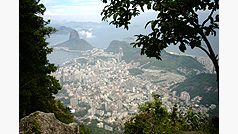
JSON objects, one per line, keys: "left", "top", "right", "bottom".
{"left": 201, "top": 8, "right": 215, "bottom": 27}
{"left": 197, "top": 45, "right": 211, "bottom": 59}
{"left": 199, "top": 31, "right": 217, "bottom": 60}
{"left": 183, "top": 14, "right": 217, "bottom": 61}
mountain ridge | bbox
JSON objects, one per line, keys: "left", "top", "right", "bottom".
{"left": 54, "top": 29, "right": 94, "bottom": 51}
{"left": 106, "top": 40, "right": 207, "bottom": 76}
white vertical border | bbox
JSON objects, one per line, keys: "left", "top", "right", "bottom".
{"left": 0, "top": 0, "right": 19, "bottom": 133}
{"left": 220, "top": 0, "right": 238, "bottom": 133}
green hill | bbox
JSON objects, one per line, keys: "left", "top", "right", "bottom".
{"left": 172, "top": 73, "right": 218, "bottom": 117}
{"left": 106, "top": 40, "right": 206, "bottom": 76}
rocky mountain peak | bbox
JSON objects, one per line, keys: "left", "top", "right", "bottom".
{"left": 69, "top": 30, "right": 80, "bottom": 40}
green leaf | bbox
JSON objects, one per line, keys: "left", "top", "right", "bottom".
{"left": 179, "top": 43, "right": 186, "bottom": 52}
{"left": 151, "top": 20, "right": 158, "bottom": 31}
{"left": 215, "top": 14, "right": 219, "bottom": 22}
{"left": 145, "top": 20, "right": 153, "bottom": 29}
{"left": 147, "top": 2, "right": 152, "bottom": 9}
{"left": 190, "top": 40, "right": 201, "bottom": 49}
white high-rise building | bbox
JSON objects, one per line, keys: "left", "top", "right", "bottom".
{"left": 180, "top": 91, "right": 190, "bottom": 104}
{"left": 117, "top": 47, "right": 123, "bottom": 62}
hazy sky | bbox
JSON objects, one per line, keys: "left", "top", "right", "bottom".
{"left": 42, "top": 0, "right": 218, "bottom": 56}
{"left": 41, "top": 0, "right": 157, "bottom": 23}
{"left": 41, "top": 0, "right": 107, "bottom": 22}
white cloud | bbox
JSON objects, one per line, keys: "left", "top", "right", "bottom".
{"left": 42, "top": 0, "right": 106, "bottom": 22}
{"left": 78, "top": 29, "right": 95, "bottom": 39}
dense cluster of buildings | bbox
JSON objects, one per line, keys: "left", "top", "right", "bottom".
{"left": 52, "top": 48, "right": 211, "bottom": 131}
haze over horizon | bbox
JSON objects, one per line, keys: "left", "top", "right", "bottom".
{"left": 41, "top": 0, "right": 105, "bottom": 22}
{"left": 42, "top": 0, "right": 218, "bottom": 57}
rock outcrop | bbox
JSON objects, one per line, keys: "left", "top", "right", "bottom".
{"left": 54, "top": 29, "right": 93, "bottom": 51}
{"left": 69, "top": 30, "right": 80, "bottom": 40}
{"left": 19, "top": 111, "right": 79, "bottom": 134}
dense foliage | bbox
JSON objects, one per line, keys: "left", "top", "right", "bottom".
{"left": 78, "top": 119, "right": 122, "bottom": 134}
{"left": 19, "top": 0, "right": 73, "bottom": 123}
{"left": 124, "top": 96, "right": 218, "bottom": 134}
{"left": 78, "top": 124, "right": 91, "bottom": 134}
{"left": 101, "top": 0, "right": 219, "bottom": 83}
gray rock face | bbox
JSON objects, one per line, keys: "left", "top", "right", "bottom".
{"left": 54, "top": 29, "right": 93, "bottom": 51}
{"left": 69, "top": 30, "right": 80, "bottom": 40}
{"left": 19, "top": 111, "right": 79, "bottom": 134}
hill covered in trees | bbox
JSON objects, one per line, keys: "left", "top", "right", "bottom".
{"left": 172, "top": 73, "right": 218, "bottom": 117}
{"left": 106, "top": 40, "right": 206, "bottom": 76}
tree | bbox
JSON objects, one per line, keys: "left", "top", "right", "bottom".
{"left": 124, "top": 97, "right": 175, "bottom": 134}
{"left": 101, "top": 0, "right": 219, "bottom": 85}
{"left": 124, "top": 96, "right": 218, "bottom": 134}
{"left": 19, "top": 0, "right": 73, "bottom": 123}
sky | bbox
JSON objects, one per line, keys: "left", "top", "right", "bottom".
{"left": 41, "top": 0, "right": 157, "bottom": 24}
{"left": 41, "top": 0, "right": 107, "bottom": 22}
